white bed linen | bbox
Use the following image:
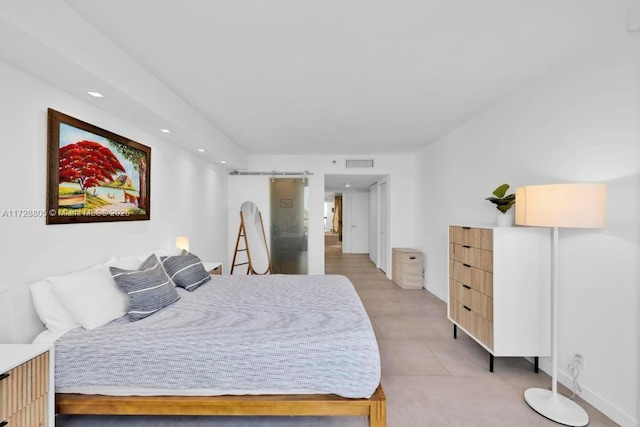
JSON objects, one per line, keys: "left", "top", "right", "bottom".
{"left": 53, "top": 274, "right": 381, "bottom": 399}
{"left": 35, "top": 327, "right": 325, "bottom": 397}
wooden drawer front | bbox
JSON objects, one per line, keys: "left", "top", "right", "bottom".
{"left": 0, "top": 352, "right": 48, "bottom": 422}
{"left": 449, "top": 226, "right": 492, "bottom": 250}
{"left": 449, "top": 299, "right": 471, "bottom": 331}
{"left": 449, "top": 260, "right": 493, "bottom": 296}
{"left": 470, "top": 288, "right": 492, "bottom": 321}
{"left": 469, "top": 312, "right": 494, "bottom": 350}
{"left": 451, "top": 299, "right": 493, "bottom": 350}
{"left": 449, "top": 296, "right": 462, "bottom": 325}
{"left": 449, "top": 243, "right": 493, "bottom": 272}
{"left": 5, "top": 394, "right": 46, "bottom": 427}
{"left": 450, "top": 279, "right": 492, "bottom": 321}
{"left": 449, "top": 279, "right": 470, "bottom": 307}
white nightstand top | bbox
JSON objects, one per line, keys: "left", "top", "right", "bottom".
{"left": 0, "top": 344, "right": 53, "bottom": 373}
{"left": 203, "top": 262, "right": 222, "bottom": 271}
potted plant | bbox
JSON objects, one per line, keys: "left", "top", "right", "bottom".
{"left": 486, "top": 183, "right": 515, "bottom": 226}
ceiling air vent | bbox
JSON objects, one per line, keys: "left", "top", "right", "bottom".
{"left": 345, "top": 159, "right": 374, "bottom": 168}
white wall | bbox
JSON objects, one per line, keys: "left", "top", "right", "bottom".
{"left": 414, "top": 35, "right": 640, "bottom": 426}
{"left": 0, "top": 60, "right": 228, "bottom": 292}
{"left": 229, "top": 155, "right": 415, "bottom": 276}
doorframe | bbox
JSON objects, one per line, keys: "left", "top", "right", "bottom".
{"left": 377, "top": 178, "right": 390, "bottom": 276}
{"left": 369, "top": 182, "right": 379, "bottom": 266}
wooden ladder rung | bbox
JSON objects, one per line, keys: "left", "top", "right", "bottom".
{"left": 233, "top": 262, "right": 249, "bottom": 267}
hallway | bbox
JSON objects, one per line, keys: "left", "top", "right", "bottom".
{"left": 325, "top": 246, "right": 617, "bottom": 426}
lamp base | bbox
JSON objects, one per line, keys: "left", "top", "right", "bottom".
{"left": 524, "top": 388, "right": 589, "bottom": 426}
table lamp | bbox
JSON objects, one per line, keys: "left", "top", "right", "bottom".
{"left": 175, "top": 236, "right": 190, "bottom": 252}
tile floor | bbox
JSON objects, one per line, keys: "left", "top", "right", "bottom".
{"left": 325, "top": 247, "right": 618, "bottom": 426}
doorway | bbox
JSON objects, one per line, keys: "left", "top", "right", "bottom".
{"left": 324, "top": 174, "right": 389, "bottom": 274}
{"left": 324, "top": 193, "right": 342, "bottom": 251}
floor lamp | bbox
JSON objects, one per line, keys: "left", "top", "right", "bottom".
{"left": 515, "top": 183, "right": 606, "bottom": 427}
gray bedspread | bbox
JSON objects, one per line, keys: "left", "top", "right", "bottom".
{"left": 54, "top": 274, "right": 380, "bottom": 398}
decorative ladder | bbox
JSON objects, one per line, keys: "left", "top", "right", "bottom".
{"left": 230, "top": 209, "right": 272, "bottom": 275}
{"left": 230, "top": 216, "right": 250, "bottom": 273}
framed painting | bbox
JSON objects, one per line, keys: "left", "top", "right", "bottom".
{"left": 46, "top": 109, "right": 151, "bottom": 224}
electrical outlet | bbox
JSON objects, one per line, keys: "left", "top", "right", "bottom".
{"left": 422, "top": 269, "right": 425, "bottom": 278}
{"left": 573, "top": 352, "right": 584, "bottom": 370}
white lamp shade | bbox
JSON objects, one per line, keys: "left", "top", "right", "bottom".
{"left": 515, "top": 183, "right": 606, "bottom": 228}
{"left": 175, "top": 236, "right": 190, "bottom": 251}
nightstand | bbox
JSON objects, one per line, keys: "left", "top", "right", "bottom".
{"left": 0, "top": 344, "right": 54, "bottom": 426}
{"left": 203, "top": 262, "right": 222, "bottom": 275}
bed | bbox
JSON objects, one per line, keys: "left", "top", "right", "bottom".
{"left": 46, "top": 273, "right": 386, "bottom": 426}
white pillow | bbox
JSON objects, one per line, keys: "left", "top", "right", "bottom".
{"left": 109, "top": 256, "right": 145, "bottom": 270}
{"left": 48, "top": 264, "right": 129, "bottom": 330}
{"left": 30, "top": 280, "right": 78, "bottom": 333}
{"left": 162, "top": 246, "right": 184, "bottom": 257}
{"left": 126, "top": 246, "right": 178, "bottom": 262}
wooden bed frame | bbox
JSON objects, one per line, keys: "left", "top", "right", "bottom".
{"left": 56, "top": 384, "right": 386, "bottom": 427}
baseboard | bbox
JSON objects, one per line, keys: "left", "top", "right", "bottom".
{"left": 533, "top": 358, "right": 637, "bottom": 427}
{"left": 424, "top": 283, "right": 447, "bottom": 302}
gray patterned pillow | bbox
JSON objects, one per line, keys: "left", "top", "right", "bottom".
{"left": 161, "top": 250, "right": 211, "bottom": 291}
{"left": 110, "top": 254, "right": 179, "bottom": 321}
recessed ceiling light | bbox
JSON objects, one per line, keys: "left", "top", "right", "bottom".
{"left": 87, "top": 91, "right": 104, "bottom": 98}
{"left": 220, "top": 160, "right": 227, "bottom": 164}
{"left": 345, "top": 184, "right": 351, "bottom": 188}
{"left": 160, "top": 129, "right": 171, "bottom": 133}
{"left": 198, "top": 149, "right": 206, "bottom": 152}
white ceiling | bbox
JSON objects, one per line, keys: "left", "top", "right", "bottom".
{"left": 325, "top": 174, "right": 385, "bottom": 192}
{"left": 1, "top": 0, "right": 637, "bottom": 161}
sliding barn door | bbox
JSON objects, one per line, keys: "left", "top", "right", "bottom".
{"left": 270, "top": 178, "right": 308, "bottom": 274}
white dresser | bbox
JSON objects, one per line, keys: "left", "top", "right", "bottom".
{"left": 448, "top": 225, "right": 551, "bottom": 371}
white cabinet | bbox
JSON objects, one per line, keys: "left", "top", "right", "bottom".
{"left": 0, "top": 344, "right": 54, "bottom": 426}
{"left": 203, "top": 262, "right": 223, "bottom": 275}
{"left": 448, "top": 226, "right": 551, "bottom": 370}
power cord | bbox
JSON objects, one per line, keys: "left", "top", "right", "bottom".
{"left": 567, "top": 360, "right": 583, "bottom": 399}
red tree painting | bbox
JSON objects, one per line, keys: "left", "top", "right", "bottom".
{"left": 58, "top": 140, "right": 126, "bottom": 190}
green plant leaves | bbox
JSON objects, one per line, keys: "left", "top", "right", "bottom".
{"left": 486, "top": 185, "right": 515, "bottom": 213}
{"left": 492, "top": 183, "right": 510, "bottom": 198}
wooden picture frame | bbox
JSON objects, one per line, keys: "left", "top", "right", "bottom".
{"left": 280, "top": 199, "right": 293, "bottom": 208}
{"left": 46, "top": 109, "right": 151, "bottom": 224}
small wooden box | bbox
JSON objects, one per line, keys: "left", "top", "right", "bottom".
{"left": 392, "top": 248, "right": 423, "bottom": 289}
